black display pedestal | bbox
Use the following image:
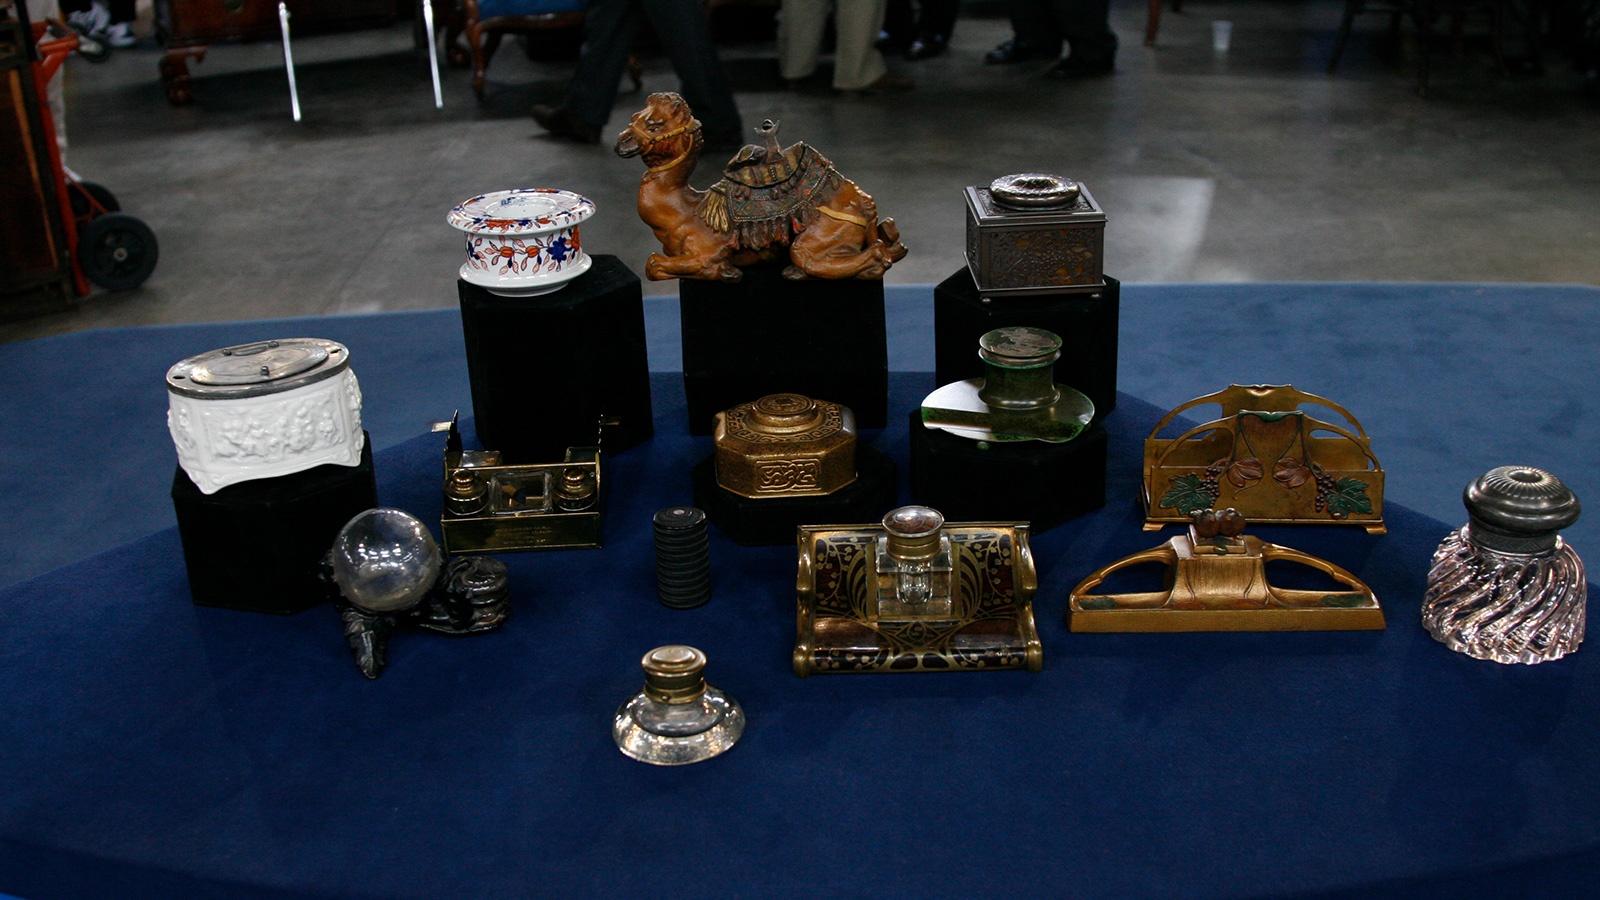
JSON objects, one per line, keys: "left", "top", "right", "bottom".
{"left": 933, "top": 270, "right": 1119, "bottom": 420}
{"left": 908, "top": 412, "right": 1106, "bottom": 532}
{"left": 458, "top": 254, "right": 652, "bottom": 463}
{"left": 693, "top": 446, "right": 898, "bottom": 545}
{"left": 172, "top": 433, "right": 378, "bottom": 615}
{"left": 679, "top": 265, "right": 887, "bottom": 434}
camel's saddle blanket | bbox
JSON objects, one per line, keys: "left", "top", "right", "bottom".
{"left": 696, "top": 142, "right": 843, "bottom": 249}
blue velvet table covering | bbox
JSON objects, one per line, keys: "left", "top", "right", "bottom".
{"left": 1, "top": 284, "right": 1598, "bottom": 896}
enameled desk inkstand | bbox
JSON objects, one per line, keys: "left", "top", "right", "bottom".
{"left": 434, "top": 413, "right": 602, "bottom": 554}
{"left": 328, "top": 508, "right": 512, "bottom": 679}
{"left": 964, "top": 173, "right": 1106, "bottom": 297}
{"left": 1143, "top": 384, "right": 1386, "bottom": 533}
{"left": 1422, "top": 466, "right": 1585, "bottom": 664}
{"left": 794, "top": 506, "right": 1043, "bottom": 675}
{"left": 614, "top": 645, "right": 744, "bottom": 765}
{"left": 1068, "top": 508, "right": 1384, "bottom": 632}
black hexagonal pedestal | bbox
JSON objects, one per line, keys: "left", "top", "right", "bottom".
{"left": 692, "top": 446, "right": 898, "bottom": 545}
{"left": 908, "top": 411, "right": 1106, "bottom": 532}
{"left": 171, "top": 433, "right": 378, "bottom": 615}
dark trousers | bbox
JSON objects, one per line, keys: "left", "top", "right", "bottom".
{"left": 566, "top": 0, "right": 742, "bottom": 138}
{"left": 1008, "top": 0, "right": 1117, "bottom": 61}
{"left": 884, "top": 0, "right": 960, "bottom": 42}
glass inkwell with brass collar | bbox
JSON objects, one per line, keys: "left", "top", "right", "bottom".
{"left": 613, "top": 645, "right": 745, "bottom": 766}
{"left": 794, "top": 505, "right": 1042, "bottom": 675}
{"left": 713, "top": 393, "right": 857, "bottom": 499}
{"left": 920, "top": 326, "right": 1094, "bottom": 444}
{"left": 433, "top": 412, "right": 602, "bottom": 554}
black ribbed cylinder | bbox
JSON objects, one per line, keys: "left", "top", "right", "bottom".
{"left": 653, "top": 507, "right": 711, "bottom": 609}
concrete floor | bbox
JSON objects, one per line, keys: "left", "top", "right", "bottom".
{"left": 4, "top": 2, "right": 1598, "bottom": 342}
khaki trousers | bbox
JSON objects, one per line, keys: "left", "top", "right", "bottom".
{"left": 778, "top": 0, "right": 888, "bottom": 90}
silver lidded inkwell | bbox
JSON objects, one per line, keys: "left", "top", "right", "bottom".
{"left": 1421, "top": 466, "right": 1585, "bottom": 664}
{"left": 613, "top": 645, "right": 744, "bottom": 765}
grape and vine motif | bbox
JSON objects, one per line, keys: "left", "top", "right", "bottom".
{"left": 1159, "top": 458, "right": 1371, "bottom": 518}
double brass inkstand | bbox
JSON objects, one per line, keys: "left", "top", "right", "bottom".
{"left": 434, "top": 412, "right": 603, "bottom": 554}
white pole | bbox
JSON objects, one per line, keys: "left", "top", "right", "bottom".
{"left": 422, "top": 0, "right": 444, "bottom": 109}
{"left": 278, "top": 3, "right": 302, "bottom": 122}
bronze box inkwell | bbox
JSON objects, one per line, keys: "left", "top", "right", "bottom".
{"left": 1068, "top": 508, "right": 1384, "bottom": 633}
{"left": 794, "top": 506, "right": 1042, "bottom": 675}
{"left": 1143, "top": 384, "right": 1385, "bottom": 533}
{"left": 696, "top": 393, "right": 896, "bottom": 546}
{"left": 434, "top": 413, "right": 602, "bottom": 554}
{"left": 714, "top": 393, "right": 857, "bottom": 498}
{"left": 964, "top": 173, "right": 1106, "bottom": 297}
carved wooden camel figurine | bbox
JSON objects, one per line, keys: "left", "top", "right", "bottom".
{"left": 615, "top": 92, "right": 908, "bottom": 281}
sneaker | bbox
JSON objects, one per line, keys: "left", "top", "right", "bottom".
{"left": 105, "top": 22, "right": 136, "bottom": 48}
{"left": 67, "top": 2, "right": 111, "bottom": 37}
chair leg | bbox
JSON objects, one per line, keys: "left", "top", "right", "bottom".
{"left": 480, "top": 31, "right": 503, "bottom": 95}
{"left": 1145, "top": 0, "right": 1163, "bottom": 46}
{"left": 626, "top": 54, "right": 643, "bottom": 93}
{"left": 1328, "top": 0, "right": 1363, "bottom": 73}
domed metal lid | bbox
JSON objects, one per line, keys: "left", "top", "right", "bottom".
{"left": 167, "top": 338, "right": 351, "bottom": 399}
{"left": 641, "top": 645, "right": 708, "bottom": 704}
{"left": 978, "top": 326, "right": 1062, "bottom": 370}
{"left": 1464, "top": 465, "right": 1581, "bottom": 553}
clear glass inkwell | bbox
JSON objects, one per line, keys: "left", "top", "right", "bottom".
{"left": 613, "top": 645, "right": 745, "bottom": 765}
{"left": 874, "top": 506, "right": 954, "bottom": 619}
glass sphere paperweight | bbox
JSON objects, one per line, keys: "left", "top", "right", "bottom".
{"left": 330, "top": 508, "right": 443, "bottom": 614}
{"left": 613, "top": 645, "right": 744, "bottom": 766}
{"left": 1421, "top": 466, "right": 1585, "bottom": 664}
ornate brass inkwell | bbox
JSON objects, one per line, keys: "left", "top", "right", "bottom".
{"left": 1143, "top": 384, "right": 1385, "bottom": 533}
{"left": 794, "top": 506, "right": 1042, "bottom": 675}
{"left": 434, "top": 413, "right": 602, "bottom": 553}
{"left": 920, "top": 326, "right": 1094, "bottom": 443}
{"left": 714, "top": 393, "right": 856, "bottom": 498}
{"left": 1068, "top": 508, "right": 1383, "bottom": 633}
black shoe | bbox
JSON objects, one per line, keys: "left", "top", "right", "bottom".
{"left": 531, "top": 104, "right": 600, "bottom": 144}
{"left": 1044, "top": 55, "right": 1115, "bottom": 79}
{"left": 905, "top": 36, "right": 947, "bottom": 61}
{"left": 984, "top": 38, "right": 1061, "bottom": 65}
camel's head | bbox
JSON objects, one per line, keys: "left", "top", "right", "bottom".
{"left": 615, "top": 92, "right": 701, "bottom": 164}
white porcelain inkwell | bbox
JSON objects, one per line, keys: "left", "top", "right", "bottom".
{"left": 165, "top": 338, "right": 364, "bottom": 494}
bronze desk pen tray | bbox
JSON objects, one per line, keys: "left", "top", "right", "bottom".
{"left": 1069, "top": 509, "right": 1384, "bottom": 632}
{"left": 1143, "top": 384, "right": 1385, "bottom": 533}
{"left": 434, "top": 413, "right": 602, "bottom": 554}
{"left": 794, "top": 506, "right": 1042, "bottom": 675}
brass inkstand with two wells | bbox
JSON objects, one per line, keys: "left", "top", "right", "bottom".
{"left": 433, "top": 413, "right": 603, "bottom": 554}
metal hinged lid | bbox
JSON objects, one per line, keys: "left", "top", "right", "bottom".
{"left": 166, "top": 338, "right": 352, "bottom": 399}
{"left": 965, "top": 180, "right": 1105, "bottom": 228}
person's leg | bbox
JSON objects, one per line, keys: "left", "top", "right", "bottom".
{"left": 639, "top": 0, "right": 741, "bottom": 140}
{"left": 1046, "top": 0, "right": 1116, "bottom": 75}
{"left": 103, "top": 0, "right": 135, "bottom": 46}
{"left": 778, "top": 0, "right": 830, "bottom": 82}
{"left": 562, "top": 0, "right": 643, "bottom": 131}
{"left": 881, "top": 0, "right": 915, "bottom": 50}
{"left": 831, "top": 0, "right": 889, "bottom": 89}
{"left": 918, "top": 0, "right": 959, "bottom": 42}
{"left": 985, "top": 0, "right": 1062, "bottom": 63}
